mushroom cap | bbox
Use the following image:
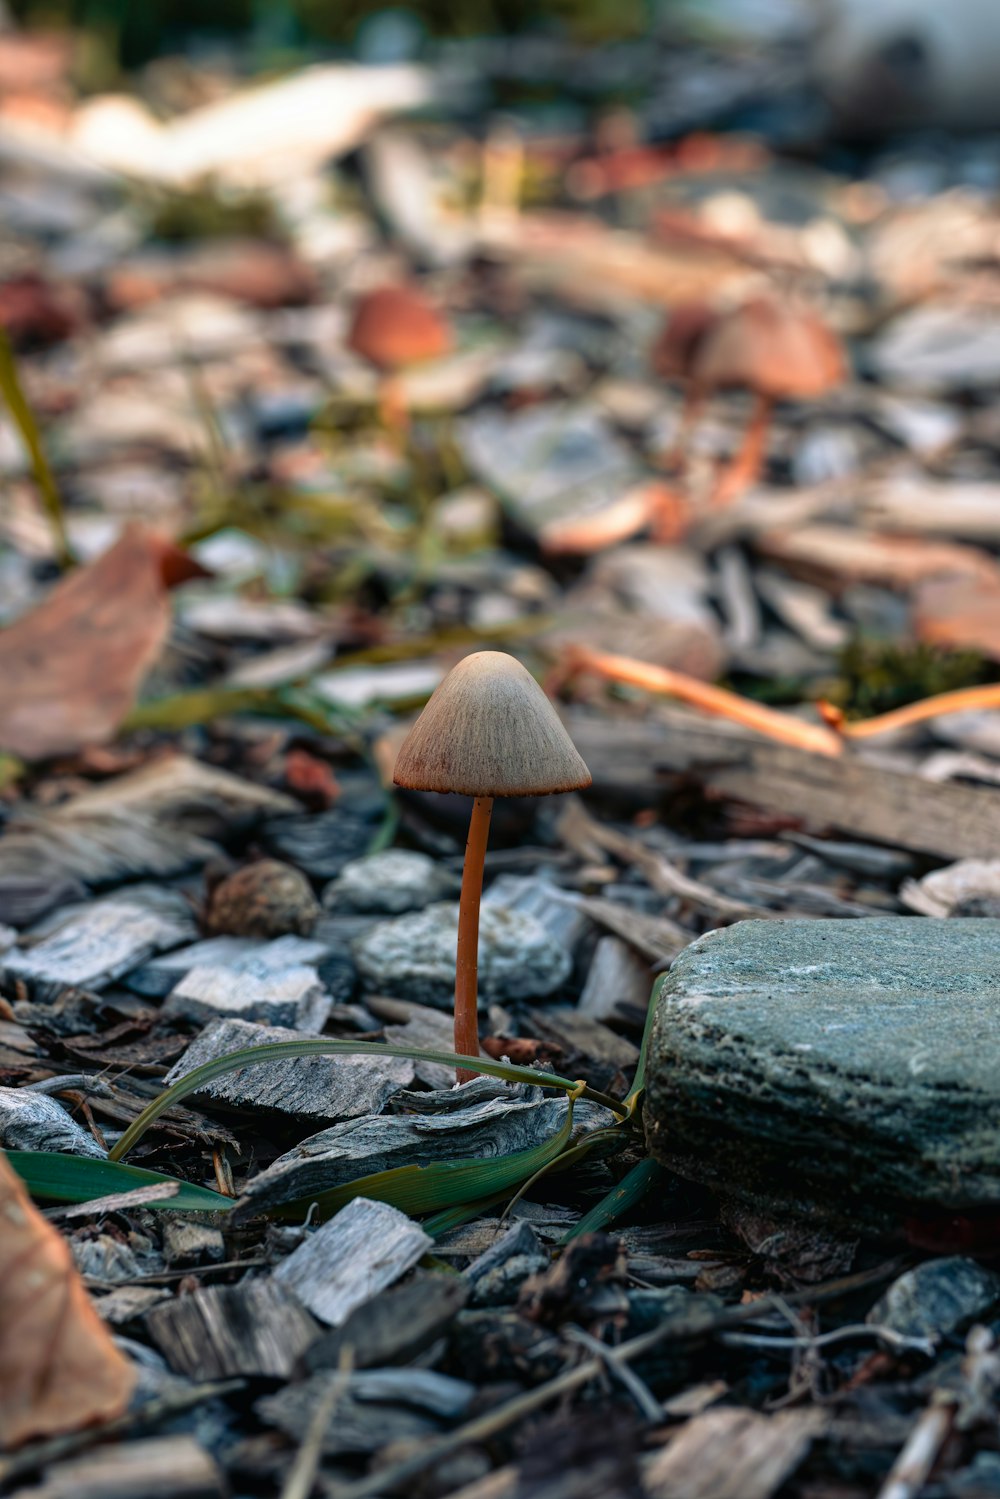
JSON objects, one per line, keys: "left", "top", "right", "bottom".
{"left": 691, "top": 297, "right": 846, "bottom": 401}
{"left": 651, "top": 299, "right": 719, "bottom": 382}
{"left": 392, "top": 651, "right": 592, "bottom": 798}
{"left": 347, "top": 284, "right": 452, "bottom": 372}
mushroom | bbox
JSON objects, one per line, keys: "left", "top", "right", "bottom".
{"left": 653, "top": 294, "right": 846, "bottom": 506}
{"left": 347, "top": 283, "right": 452, "bottom": 435}
{"left": 393, "top": 651, "right": 591, "bottom": 1081}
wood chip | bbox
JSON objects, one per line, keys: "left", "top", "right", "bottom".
{"left": 164, "top": 1016, "right": 414, "bottom": 1122}
{"left": 2, "top": 887, "right": 195, "bottom": 1000}
{"left": 643, "top": 1408, "right": 825, "bottom": 1499}
{"left": 274, "top": 1198, "right": 432, "bottom": 1326}
{"left": 25, "top": 1435, "right": 224, "bottom": 1499}
{"left": 568, "top": 708, "right": 1000, "bottom": 861}
{"left": 577, "top": 935, "right": 653, "bottom": 1021}
{"left": 162, "top": 956, "right": 332, "bottom": 1031}
{"left": 144, "top": 1278, "right": 319, "bottom": 1378}
{"left": 304, "top": 1269, "right": 469, "bottom": 1372}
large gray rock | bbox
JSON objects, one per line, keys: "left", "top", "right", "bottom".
{"left": 352, "top": 900, "right": 571, "bottom": 1007}
{"left": 645, "top": 919, "right": 1000, "bottom": 1232}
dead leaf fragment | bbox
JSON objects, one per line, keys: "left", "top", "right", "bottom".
{"left": 0, "top": 524, "right": 194, "bottom": 760}
{"left": 0, "top": 1149, "right": 135, "bottom": 1447}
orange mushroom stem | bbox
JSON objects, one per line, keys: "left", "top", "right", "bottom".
{"left": 455, "top": 795, "right": 493, "bottom": 1083}
{"left": 393, "top": 651, "right": 591, "bottom": 1082}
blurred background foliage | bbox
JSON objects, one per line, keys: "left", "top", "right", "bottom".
{"left": 8, "top": 0, "right": 658, "bottom": 75}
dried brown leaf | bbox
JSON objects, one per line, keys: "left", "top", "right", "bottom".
{"left": 0, "top": 524, "right": 196, "bottom": 761}
{"left": 0, "top": 1148, "right": 135, "bottom": 1447}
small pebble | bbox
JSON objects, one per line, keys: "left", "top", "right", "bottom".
{"left": 204, "top": 859, "right": 319, "bottom": 938}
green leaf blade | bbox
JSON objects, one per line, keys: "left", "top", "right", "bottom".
{"left": 7, "top": 1151, "right": 234, "bottom": 1212}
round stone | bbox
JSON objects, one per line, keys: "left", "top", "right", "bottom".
{"left": 323, "top": 850, "right": 453, "bottom": 915}
{"left": 352, "top": 900, "right": 571, "bottom": 1007}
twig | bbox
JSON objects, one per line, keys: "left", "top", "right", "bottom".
{"left": 720, "top": 1324, "right": 936, "bottom": 1358}
{"left": 564, "top": 1325, "right": 663, "bottom": 1421}
{"left": 876, "top": 1396, "right": 956, "bottom": 1499}
{"left": 559, "top": 644, "right": 842, "bottom": 757}
{"left": 327, "top": 1260, "right": 905, "bottom": 1499}
{"left": 0, "top": 1379, "right": 245, "bottom": 1489}
{"left": 280, "top": 1351, "right": 355, "bottom": 1499}
{"left": 44, "top": 1180, "right": 180, "bottom": 1221}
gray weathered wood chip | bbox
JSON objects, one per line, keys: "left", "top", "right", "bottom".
{"left": 2, "top": 886, "right": 195, "bottom": 1000}
{"left": 145, "top": 1278, "right": 320, "bottom": 1378}
{"left": 273, "top": 1197, "right": 432, "bottom": 1326}
{"left": 642, "top": 1407, "right": 826, "bottom": 1499}
{"left": 162, "top": 957, "right": 331, "bottom": 1031}
{"left": 164, "top": 1016, "right": 414, "bottom": 1121}
{"left": 235, "top": 1082, "right": 613, "bottom": 1216}
{"left": 26, "top": 1434, "right": 225, "bottom": 1499}
{"left": 0, "top": 1085, "right": 106, "bottom": 1156}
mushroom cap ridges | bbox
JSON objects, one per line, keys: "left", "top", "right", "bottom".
{"left": 692, "top": 296, "right": 846, "bottom": 401}
{"left": 392, "top": 651, "right": 592, "bottom": 797}
{"left": 347, "top": 284, "right": 452, "bottom": 371}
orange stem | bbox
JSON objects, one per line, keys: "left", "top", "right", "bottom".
{"left": 455, "top": 795, "right": 494, "bottom": 1084}
{"left": 818, "top": 683, "right": 1000, "bottom": 741}
{"left": 711, "top": 392, "right": 772, "bottom": 506}
{"left": 564, "top": 644, "right": 842, "bottom": 757}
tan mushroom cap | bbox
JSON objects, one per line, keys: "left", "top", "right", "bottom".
{"left": 347, "top": 284, "right": 452, "bottom": 372}
{"left": 393, "top": 650, "right": 592, "bottom": 798}
{"left": 692, "top": 296, "right": 846, "bottom": 402}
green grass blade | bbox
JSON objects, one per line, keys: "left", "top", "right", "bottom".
{"left": 268, "top": 1092, "right": 581, "bottom": 1222}
{"left": 0, "top": 329, "right": 74, "bottom": 568}
{"left": 110, "top": 1041, "right": 627, "bottom": 1161}
{"left": 7, "top": 1151, "right": 234, "bottom": 1211}
{"left": 561, "top": 1156, "right": 664, "bottom": 1242}
{"left": 502, "top": 1126, "right": 626, "bottom": 1218}
{"left": 622, "top": 972, "right": 668, "bottom": 1118}
{"left": 422, "top": 1191, "right": 515, "bottom": 1239}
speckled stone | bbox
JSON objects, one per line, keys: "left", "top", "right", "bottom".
{"left": 323, "top": 849, "right": 454, "bottom": 915}
{"left": 352, "top": 900, "right": 571, "bottom": 1007}
{"left": 645, "top": 919, "right": 1000, "bottom": 1230}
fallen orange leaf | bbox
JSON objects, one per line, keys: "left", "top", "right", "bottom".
{"left": 0, "top": 523, "right": 205, "bottom": 761}
{"left": 0, "top": 1149, "right": 135, "bottom": 1447}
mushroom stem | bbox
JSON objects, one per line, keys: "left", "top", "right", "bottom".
{"left": 712, "top": 391, "right": 772, "bottom": 507}
{"left": 455, "top": 794, "right": 494, "bottom": 1083}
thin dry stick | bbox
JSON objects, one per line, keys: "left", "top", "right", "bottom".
{"left": 575, "top": 806, "right": 777, "bottom": 922}
{"left": 328, "top": 1261, "right": 906, "bottom": 1499}
{"left": 820, "top": 683, "right": 1000, "bottom": 741}
{"left": 281, "top": 1350, "right": 355, "bottom": 1499}
{"left": 561, "top": 644, "right": 843, "bottom": 757}
{"left": 876, "top": 1396, "right": 956, "bottom": 1499}
{"left": 456, "top": 795, "right": 493, "bottom": 1083}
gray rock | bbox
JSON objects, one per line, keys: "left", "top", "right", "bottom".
{"left": 352, "top": 900, "right": 571, "bottom": 1006}
{"left": 483, "top": 874, "right": 590, "bottom": 953}
{"left": 867, "top": 1258, "right": 1000, "bottom": 1344}
{"left": 323, "top": 849, "right": 454, "bottom": 914}
{"left": 645, "top": 919, "right": 1000, "bottom": 1230}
